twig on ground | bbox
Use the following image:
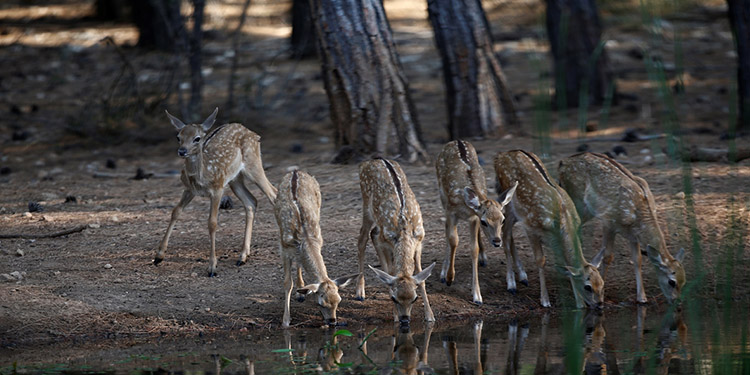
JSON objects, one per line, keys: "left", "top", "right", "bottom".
{"left": 0, "top": 225, "right": 88, "bottom": 239}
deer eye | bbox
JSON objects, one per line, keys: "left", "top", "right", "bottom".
{"left": 480, "top": 219, "right": 489, "bottom": 227}
{"left": 193, "top": 136, "right": 201, "bottom": 143}
{"left": 584, "top": 285, "right": 593, "bottom": 292}
{"left": 668, "top": 279, "right": 676, "bottom": 287}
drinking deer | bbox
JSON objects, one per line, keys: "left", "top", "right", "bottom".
{"left": 436, "top": 140, "right": 518, "bottom": 305}
{"left": 274, "top": 170, "right": 355, "bottom": 328}
{"left": 494, "top": 150, "right": 604, "bottom": 309}
{"left": 558, "top": 152, "right": 686, "bottom": 304}
{"left": 357, "top": 158, "right": 436, "bottom": 326}
{"left": 154, "top": 108, "right": 278, "bottom": 277}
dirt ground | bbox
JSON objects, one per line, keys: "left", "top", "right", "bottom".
{"left": 0, "top": 0, "right": 748, "bottom": 356}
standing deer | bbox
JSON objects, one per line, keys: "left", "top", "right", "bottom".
{"left": 357, "top": 158, "right": 436, "bottom": 326}
{"left": 274, "top": 170, "right": 355, "bottom": 328}
{"left": 436, "top": 140, "right": 518, "bottom": 305}
{"left": 154, "top": 108, "right": 278, "bottom": 277}
{"left": 494, "top": 150, "right": 604, "bottom": 309}
{"left": 558, "top": 152, "right": 686, "bottom": 304}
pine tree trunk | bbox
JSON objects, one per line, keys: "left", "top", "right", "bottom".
{"left": 290, "top": 0, "right": 316, "bottom": 59}
{"left": 427, "top": 0, "right": 519, "bottom": 139}
{"left": 188, "top": 0, "right": 206, "bottom": 117}
{"left": 132, "top": 0, "right": 183, "bottom": 51}
{"left": 310, "top": 0, "right": 429, "bottom": 163}
{"left": 546, "top": 0, "right": 614, "bottom": 109}
{"left": 728, "top": 0, "right": 750, "bottom": 132}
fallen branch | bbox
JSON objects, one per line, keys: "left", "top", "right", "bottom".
{"left": 682, "top": 147, "right": 750, "bottom": 163}
{"left": 92, "top": 171, "right": 177, "bottom": 179}
{"left": 547, "top": 128, "right": 666, "bottom": 144}
{"left": 0, "top": 225, "right": 88, "bottom": 239}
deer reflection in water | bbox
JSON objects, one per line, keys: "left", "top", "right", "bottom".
{"left": 632, "top": 307, "right": 690, "bottom": 374}
{"left": 385, "top": 323, "right": 434, "bottom": 375}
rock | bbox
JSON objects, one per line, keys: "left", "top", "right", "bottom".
{"left": 15, "top": 249, "right": 24, "bottom": 257}
{"left": 0, "top": 167, "right": 11, "bottom": 175}
{"left": 290, "top": 143, "right": 304, "bottom": 154}
{"left": 64, "top": 195, "right": 77, "bottom": 203}
{"left": 1, "top": 274, "right": 15, "bottom": 282}
{"left": 104, "top": 263, "right": 113, "bottom": 269}
{"left": 106, "top": 159, "right": 117, "bottom": 169}
{"left": 41, "top": 215, "right": 53, "bottom": 222}
{"left": 191, "top": 272, "right": 198, "bottom": 277}
{"left": 576, "top": 144, "right": 590, "bottom": 152}
{"left": 205, "top": 307, "right": 211, "bottom": 312}
{"left": 88, "top": 223, "right": 100, "bottom": 229}
{"left": 613, "top": 145, "right": 627, "bottom": 156}
{"left": 24, "top": 212, "right": 33, "bottom": 218}
{"left": 10, "top": 271, "right": 23, "bottom": 280}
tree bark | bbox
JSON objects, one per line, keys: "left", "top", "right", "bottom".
{"left": 188, "top": 0, "right": 206, "bottom": 116}
{"left": 290, "top": 0, "right": 316, "bottom": 59}
{"left": 728, "top": 0, "right": 750, "bottom": 132}
{"left": 546, "top": 0, "right": 614, "bottom": 109}
{"left": 132, "top": 0, "right": 183, "bottom": 51}
{"left": 310, "top": 0, "right": 429, "bottom": 163}
{"left": 427, "top": 0, "right": 519, "bottom": 139}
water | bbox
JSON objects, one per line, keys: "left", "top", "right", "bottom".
{"left": 3, "top": 304, "right": 749, "bottom": 374}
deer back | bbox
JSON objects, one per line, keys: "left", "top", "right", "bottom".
{"left": 359, "top": 158, "right": 424, "bottom": 273}
{"left": 436, "top": 140, "right": 490, "bottom": 208}
{"left": 275, "top": 170, "right": 325, "bottom": 270}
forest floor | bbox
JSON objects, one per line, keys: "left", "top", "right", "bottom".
{"left": 0, "top": 0, "right": 747, "bottom": 360}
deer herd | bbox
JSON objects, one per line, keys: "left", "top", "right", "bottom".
{"left": 154, "top": 109, "right": 687, "bottom": 328}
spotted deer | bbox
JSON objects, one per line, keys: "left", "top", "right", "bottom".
{"left": 154, "top": 108, "right": 278, "bottom": 277}
{"left": 494, "top": 150, "right": 604, "bottom": 309}
{"left": 274, "top": 170, "right": 355, "bottom": 328}
{"left": 558, "top": 152, "right": 686, "bottom": 304}
{"left": 357, "top": 158, "right": 436, "bottom": 326}
{"left": 436, "top": 140, "right": 518, "bottom": 305}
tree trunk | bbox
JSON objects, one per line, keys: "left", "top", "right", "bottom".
{"left": 546, "top": 0, "right": 614, "bottom": 109}
{"left": 188, "top": 0, "right": 206, "bottom": 117}
{"left": 728, "top": 0, "right": 750, "bottom": 132}
{"left": 427, "top": 0, "right": 519, "bottom": 139}
{"left": 95, "top": 0, "right": 129, "bottom": 21}
{"left": 132, "top": 0, "right": 183, "bottom": 51}
{"left": 290, "top": 0, "right": 316, "bottom": 59}
{"left": 310, "top": 0, "right": 429, "bottom": 163}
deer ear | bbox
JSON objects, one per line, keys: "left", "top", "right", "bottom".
{"left": 590, "top": 248, "right": 605, "bottom": 269}
{"left": 333, "top": 274, "right": 357, "bottom": 288}
{"left": 645, "top": 244, "right": 665, "bottom": 265}
{"left": 675, "top": 247, "right": 686, "bottom": 263}
{"left": 201, "top": 107, "right": 219, "bottom": 131}
{"left": 498, "top": 181, "right": 518, "bottom": 207}
{"left": 165, "top": 110, "right": 186, "bottom": 130}
{"left": 463, "top": 188, "right": 481, "bottom": 212}
{"left": 413, "top": 262, "right": 436, "bottom": 284}
{"left": 297, "top": 283, "right": 321, "bottom": 295}
{"left": 562, "top": 265, "right": 582, "bottom": 278}
{"left": 369, "top": 265, "right": 396, "bottom": 286}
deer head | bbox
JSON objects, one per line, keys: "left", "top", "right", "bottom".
{"left": 369, "top": 263, "right": 435, "bottom": 326}
{"left": 166, "top": 108, "right": 218, "bottom": 158}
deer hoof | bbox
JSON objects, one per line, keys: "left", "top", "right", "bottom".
{"left": 296, "top": 295, "right": 306, "bottom": 303}
{"left": 208, "top": 271, "right": 217, "bottom": 277}
{"left": 354, "top": 296, "right": 364, "bottom": 302}
{"left": 508, "top": 288, "right": 517, "bottom": 295}
{"left": 473, "top": 300, "right": 483, "bottom": 306}
{"left": 520, "top": 279, "right": 529, "bottom": 287}
{"left": 236, "top": 260, "right": 246, "bottom": 267}
{"left": 445, "top": 279, "right": 453, "bottom": 287}
{"left": 153, "top": 257, "right": 163, "bottom": 266}
{"left": 478, "top": 259, "right": 487, "bottom": 267}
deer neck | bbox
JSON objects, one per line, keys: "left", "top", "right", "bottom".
{"left": 299, "top": 242, "right": 330, "bottom": 283}
{"left": 184, "top": 149, "right": 205, "bottom": 179}
{"left": 638, "top": 219, "right": 670, "bottom": 260}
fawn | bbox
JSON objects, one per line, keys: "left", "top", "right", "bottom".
{"left": 494, "top": 150, "right": 604, "bottom": 309}
{"left": 558, "top": 152, "right": 686, "bottom": 304}
{"left": 274, "top": 170, "right": 355, "bottom": 328}
{"left": 435, "top": 140, "right": 517, "bottom": 305}
{"left": 357, "top": 158, "right": 436, "bottom": 326}
{"left": 154, "top": 108, "right": 277, "bottom": 277}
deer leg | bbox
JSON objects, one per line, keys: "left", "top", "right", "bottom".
{"left": 371, "top": 229, "right": 392, "bottom": 275}
{"left": 509, "top": 226, "right": 528, "bottom": 286}
{"left": 229, "top": 178, "right": 258, "bottom": 266}
{"left": 629, "top": 239, "right": 647, "bottom": 303}
{"left": 469, "top": 217, "right": 483, "bottom": 305}
{"left": 207, "top": 193, "right": 222, "bottom": 277}
{"left": 294, "top": 265, "right": 305, "bottom": 302}
{"left": 415, "top": 244, "right": 435, "bottom": 322}
{"left": 245, "top": 163, "right": 277, "bottom": 204}
{"left": 502, "top": 215, "right": 518, "bottom": 294}
{"left": 476, "top": 221, "right": 488, "bottom": 267}
{"left": 154, "top": 190, "right": 194, "bottom": 265}
{"left": 528, "top": 233, "right": 550, "bottom": 307}
{"left": 282, "top": 253, "right": 293, "bottom": 328}
{"left": 440, "top": 214, "right": 459, "bottom": 286}
{"left": 598, "top": 227, "right": 617, "bottom": 278}
{"left": 356, "top": 216, "right": 374, "bottom": 301}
